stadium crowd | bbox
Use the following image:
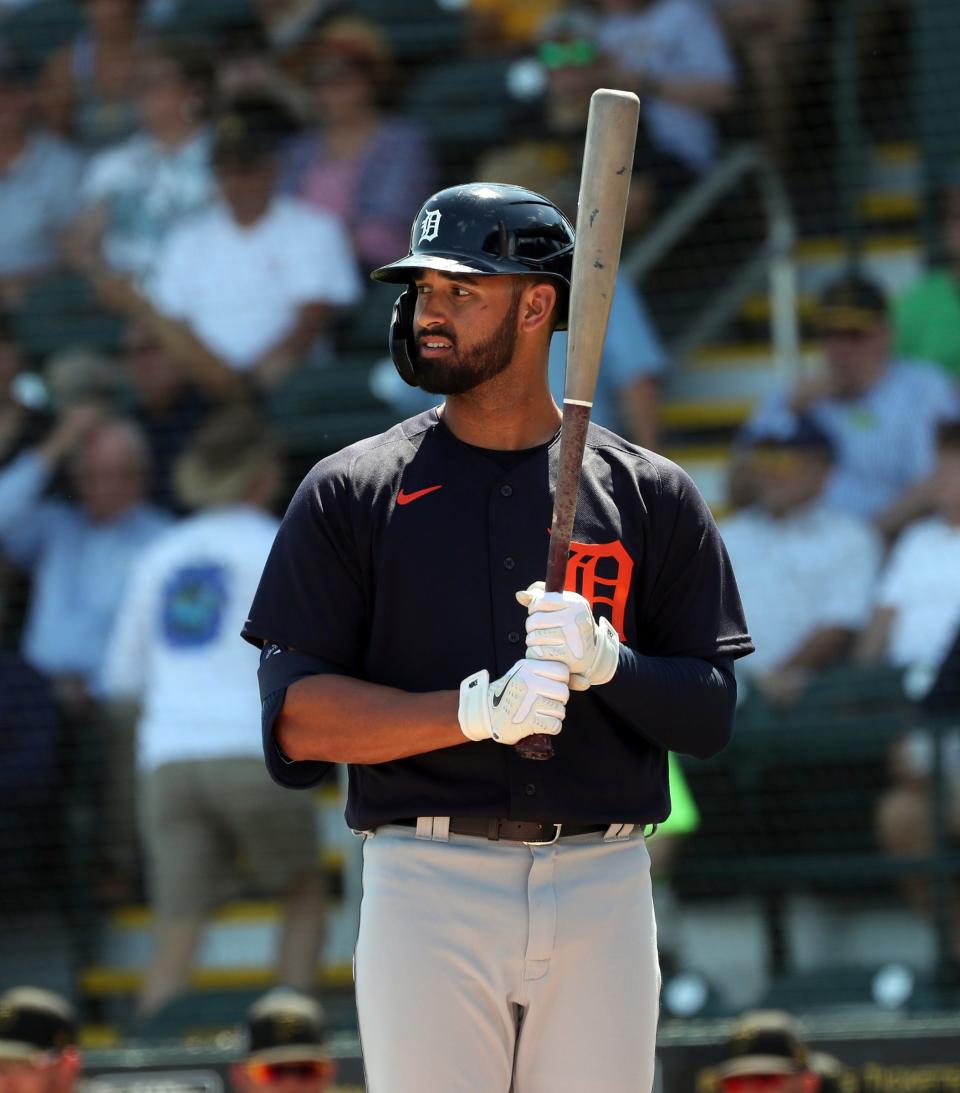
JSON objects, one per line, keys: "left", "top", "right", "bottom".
{"left": 0, "top": 0, "right": 958, "bottom": 1050}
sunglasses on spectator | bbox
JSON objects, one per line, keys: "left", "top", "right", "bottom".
{"left": 538, "top": 39, "right": 599, "bottom": 70}
{"left": 820, "top": 326, "right": 876, "bottom": 341}
{"left": 245, "top": 1061, "right": 330, "bottom": 1084}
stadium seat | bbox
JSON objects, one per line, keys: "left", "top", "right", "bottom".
{"left": 12, "top": 273, "right": 124, "bottom": 365}
{"left": 351, "top": 0, "right": 466, "bottom": 64}
{"left": 0, "top": 0, "right": 81, "bottom": 66}
{"left": 407, "top": 57, "right": 541, "bottom": 172}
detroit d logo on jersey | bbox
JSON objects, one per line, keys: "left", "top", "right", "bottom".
{"left": 418, "top": 209, "right": 442, "bottom": 243}
{"left": 565, "top": 538, "right": 635, "bottom": 640}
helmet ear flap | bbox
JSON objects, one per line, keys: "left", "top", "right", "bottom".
{"left": 389, "top": 284, "right": 419, "bottom": 387}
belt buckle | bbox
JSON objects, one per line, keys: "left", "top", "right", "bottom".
{"left": 523, "top": 823, "right": 562, "bottom": 846}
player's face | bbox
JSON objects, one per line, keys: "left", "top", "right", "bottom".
{"left": 412, "top": 270, "right": 522, "bottom": 395}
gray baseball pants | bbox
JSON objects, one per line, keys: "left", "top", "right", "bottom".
{"left": 354, "top": 820, "right": 660, "bottom": 1092}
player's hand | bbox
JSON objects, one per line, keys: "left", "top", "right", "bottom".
{"left": 458, "top": 658, "right": 570, "bottom": 745}
{"left": 516, "top": 582, "right": 620, "bottom": 691}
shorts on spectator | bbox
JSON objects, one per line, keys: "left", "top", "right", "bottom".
{"left": 141, "top": 757, "right": 319, "bottom": 919}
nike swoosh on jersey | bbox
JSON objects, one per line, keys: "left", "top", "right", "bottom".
{"left": 491, "top": 666, "right": 521, "bottom": 707}
{"left": 397, "top": 484, "right": 444, "bottom": 506}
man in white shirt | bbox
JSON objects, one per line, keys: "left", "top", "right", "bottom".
{"left": 149, "top": 102, "right": 361, "bottom": 391}
{"left": 104, "top": 407, "right": 324, "bottom": 1020}
{"left": 860, "top": 419, "right": 960, "bottom": 966}
{"left": 721, "top": 416, "right": 882, "bottom": 708}
{"left": 743, "top": 273, "right": 960, "bottom": 539}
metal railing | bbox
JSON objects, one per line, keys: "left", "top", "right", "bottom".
{"left": 622, "top": 142, "right": 799, "bottom": 374}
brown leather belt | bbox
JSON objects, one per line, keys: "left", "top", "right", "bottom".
{"left": 392, "top": 817, "right": 610, "bottom": 844}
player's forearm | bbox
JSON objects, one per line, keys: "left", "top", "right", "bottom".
{"left": 595, "top": 649, "right": 737, "bottom": 758}
{"left": 275, "top": 674, "right": 467, "bottom": 765}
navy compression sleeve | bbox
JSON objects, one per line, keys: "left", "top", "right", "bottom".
{"left": 596, "top": 651, "right": 737, "bottom": 759}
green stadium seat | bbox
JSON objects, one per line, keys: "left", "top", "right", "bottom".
{"left": 12, "top": 272, "right": 124, "bottom": 364}
{"left": 352, "top": 0, "right": 466, "bottom": 64}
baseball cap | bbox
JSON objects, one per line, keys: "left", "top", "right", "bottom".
{"left": 714, "top": 1010, "right": 810, "bottom": 1079}
{"left": 0, "top": 987, "right": 77, "bottom": 1061}
{"left": 212, "top": 101, "right": 284, "bottom": 168}
{"left": 243, "top": 990, "right": 328, "bottom": 1065}
{"left": 746, "top": 415, "right": 836, "bottom": 461}
{"left": 816, "top": 273, "right": 888, "bottom": 334}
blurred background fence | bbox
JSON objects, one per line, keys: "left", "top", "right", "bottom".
{"left": 1, "top": 0, "right": 960, "bottom": 1087}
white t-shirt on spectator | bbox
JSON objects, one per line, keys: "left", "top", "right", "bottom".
{"left": 596, "top": 0, "right": 734, "bottom": 173}
{"left": 720, "top": 501, "right": 882, "bottom": 676}
{"left": 80, "top": 129, "right": 213, "bottom": 280}
{"left": 103, "top": 504, "right": 279, "bottom": 771}
{"left": 875, "top": 517, "right": 960, "bottom": 672}
{"left": 150, "top": 195, "right": 361, "bottom": 370}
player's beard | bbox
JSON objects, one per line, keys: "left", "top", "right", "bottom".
{"left": 415, "top": 293, "right": 520, "bottom": 395}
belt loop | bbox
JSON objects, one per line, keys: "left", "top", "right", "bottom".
{"left": 432, "top": 816, "right": 450, "bottom": 842}
{"left": 603, "top": 823, "right": 635, "bottom": 842}
{"left": 415, "top": 817, "right": 433, "bottom": 840}
{"left": 487, "top": 819, "right": 501, "bottom": 841}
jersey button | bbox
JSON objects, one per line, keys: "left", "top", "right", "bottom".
{"left": 524, "top": 783, "right": 537, "bottom": 796}
{"left": 507, "top": 630, "right": 521, "bottom": 644}
{"left": 503, "top": 556, "right": 515, "bottom": 570}
{"left": 500, "top": 484, "right": 513, "bottom": 497}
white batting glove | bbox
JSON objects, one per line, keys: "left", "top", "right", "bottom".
{"left": 516, "top": 581, "right": 620, "bottom": 691}
{"left": 458, "top": 658, "right": 570, "bottom": 745}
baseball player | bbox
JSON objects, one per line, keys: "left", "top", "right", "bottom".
{"left": 243, "top": 183, "right": 753, "bottom": 1093}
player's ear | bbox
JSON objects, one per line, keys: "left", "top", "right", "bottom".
{"left": 519, "top": 281, "right": 558, "bottom": 334}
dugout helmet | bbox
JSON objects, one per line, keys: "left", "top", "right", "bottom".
{"left": 370, "top": 182, "right": 575, "bottom": 386}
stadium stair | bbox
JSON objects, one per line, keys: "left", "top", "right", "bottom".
{"left": 77, "top": 781, "right": 362, "bottom": 1042}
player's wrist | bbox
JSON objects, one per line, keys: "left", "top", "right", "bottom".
{"left": 586, "top": 616, "right": 620, "bottom": 686}
{"left": 458, "top": 668, "right": 493, "bottom": 741}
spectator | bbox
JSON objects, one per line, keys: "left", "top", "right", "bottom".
{"left": 39, "top": 0, "right": 143, "bottom": 150}
{"left": 120, "top": 320, "right": 211, "bottom": 512}
{"left": 708, "top": 0, "right": 811, "bottom": 167}
{"left": 65, "top": 35, "right": 214, "bottom": 283}
{"left": 0, "top": 404, "right": 171, "bottom": 699}
{"left": 894, "top": 172, "right": 960, "bottom": 381}
{"left": 0, "top": 406, "right": 171, "bottom": 897}
{"left": 0, "top": 312, "right": 51, "bottom": 470}
{"left": 464, "top": 0, "right": 565, "bottom": 54}
{"left": 0, "top": 988, "right": 80, "bottom": 1090}
{"left": 857, "top": 419, "right": 960, "bottom": 675}
{"left": 859, "top": 420, "right": 960, "bottom": 967}
{"left": 281, "top": 17, "right": 437, "bottom": 275}
{"left": 706, "top": 1009, "right": 818, "bottom": 1093}
{"left": 231, "top": 990, "right": 335, "bottom": 1093}
{"left": 142, "top": 102, "right": 361, "bottom": 391}
{"left": 0, "top": 50, "right": 84, "bottom": 311}
{"left": 593, "top": 0, "right": 737, "bottom": 179}
{"left": 104, "top": 407, "right": 325, "bottom": 1020}
{"left": 721, "top": 417, "right": 882, "bottom": 707}
{"left": 215, "top": 16, "right": 305, "bottom": 134}
{"left": 742, "top": 272, "right": 960, "bottom": 539}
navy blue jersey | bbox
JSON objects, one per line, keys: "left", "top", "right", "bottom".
{"left": 243, "top": 408, "right": 753, "bottom": 829}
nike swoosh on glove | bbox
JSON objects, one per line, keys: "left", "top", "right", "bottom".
{"left": 458, "top": 658, "right": 570, "bottom": 745}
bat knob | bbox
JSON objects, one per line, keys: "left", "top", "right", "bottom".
{"left": 515, "top": 733, "right": 555, "bottom": 761}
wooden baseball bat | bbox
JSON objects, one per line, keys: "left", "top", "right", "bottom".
{"left": 517, "top": 88, "right": 640, "bottom": 762}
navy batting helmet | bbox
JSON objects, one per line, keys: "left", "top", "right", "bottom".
{"left": 370, "top": 182, "right": 575, "bottom": 386}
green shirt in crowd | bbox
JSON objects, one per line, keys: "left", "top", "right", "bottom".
{"left": 894, "top": 268, "right": 960, "bottom": 378}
